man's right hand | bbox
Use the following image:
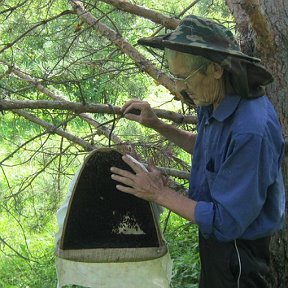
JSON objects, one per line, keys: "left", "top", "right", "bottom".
{"left": 121, "top": 99, "right": 162, "bottom": 129}
{"left": 121, "top": 99, "right": 196, "bottom": 153}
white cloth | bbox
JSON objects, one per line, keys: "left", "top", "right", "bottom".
{"left": 55, "top": 168, "right": 80, "bottom": 246}
{"left": 56, "top": 253, "right": 172, "bottom": 288}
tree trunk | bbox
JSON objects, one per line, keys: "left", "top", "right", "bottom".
{"left": 226, "top": 0, "right": 288, "bottom": 286}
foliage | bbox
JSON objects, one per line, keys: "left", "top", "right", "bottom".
{"left": 161, "top": 210, "right": 200, "bottom": 288}
{"left": 0, "top": 230, "right": 57, "bottom": 288}
{"left": 0, "top": 0, "right": 231, "bottom": 287}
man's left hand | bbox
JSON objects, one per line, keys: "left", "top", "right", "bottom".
{"left": 110, "top": 155, "right": 167, "bottom": 203}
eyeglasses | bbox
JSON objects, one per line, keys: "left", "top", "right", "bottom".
{"left": 168, "top": 64, "right": 207, "bottom": 84}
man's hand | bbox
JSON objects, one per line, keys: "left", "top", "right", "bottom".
{"left": 110, "top": 155, "right": 168, "bottom": 203}
{"left": 121, "top": 99, "right": 197, "bottom": 153}
{"left": 121, "top": 99, "right": 162, "bottom": 129}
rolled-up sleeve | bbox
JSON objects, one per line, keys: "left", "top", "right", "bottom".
{"left": 194, "top": 132, "right": 283, "bottom": 241}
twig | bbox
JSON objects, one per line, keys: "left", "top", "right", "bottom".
{"left": 12, "top": 109, "right": 96, "bottom": 151}
{"left": 0, "top": 236, "right": 35, "bottom": 263}
{"left": 0, "top": 10, "right": 73, "bottom": 54}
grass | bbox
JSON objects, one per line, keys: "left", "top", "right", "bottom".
{"left": 0, "top": 209, "right": 200, "bottom": 288}
{"left": 161, "top": 210, "right": 200, "bottom": 288}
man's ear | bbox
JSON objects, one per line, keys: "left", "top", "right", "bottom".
{"left": 211, "top": 63, "right": 224, "bottom": 79}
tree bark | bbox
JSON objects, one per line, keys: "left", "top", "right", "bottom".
{"left": 226, "top": 0, "right": 288, "bottom": 286}
{"left": 98, "top": 0, "right": 179, "bottom": 29}
{"left": 0, "top": 99, "right": 197, "bottom": 125}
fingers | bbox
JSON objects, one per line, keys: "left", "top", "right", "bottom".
{"left": 110, "top": 156, "right": 167, "bottom": 202}
{"left": 121, "top": 100, "right": 151, "bottom": 118}
{"left": 121, "top": 100, "right": 147, "bottom": 123}
{"left": 111, "top": 155, "right": 157, "bottom": 176}
{"left": 110, "top": 164, "right": 137, "bottom": 190}
{"left": 110, "top": 155, "right": 147, "bottom": 183}
{"left": 121, "top": 99, "right": 161, "bottom": 129}
{"left": 120, "top": 99, "right": 136, "bottom": 113}
{"left": 147, "top": 163, "right": 157, "bottom": 172}
{"left": 121, "top": 99, "right": 149, "bottom": 114}
{"left": 115, "top": 184, "right": 136, "bottom": 194}
{"left": 123, "top": 113, "right": 139, "bottom": 122}
{"left": 147, "top": 164, "right": 162, "bottom": 177}
{"left": 110, "top": 166, "right": 135, "bottom": 178}
{"left": 147, "top": 164, "right": 168, "bottom": 185}
{"left": 111, "top": 173, "right": 135, "bottom": 188}
{"left": 121, "top": 155, "right": 147, "bottom": 173}
{"left": 124, "top": 155, "right": 148, "bottom": 172}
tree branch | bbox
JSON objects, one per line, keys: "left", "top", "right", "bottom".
{"left": 97, "top": 0, "right": 179, "bottom": 29}
{"left": 0, "top": 99, "right": 197, "bottom": 125}
{"left": 177, "top": 0, "right": 201, "bottom": 17}
{"left": 0, "top": 236, "right": 33, "bottom": 263}
{"left": 8, "top": 64, "right": 123, "bottom": 145}
{"left": 4, "top": 108, "right": 193, "bottom": 179}
{"left": 2, "top": 63, "right": 196, "bottom": 126}
{"left": 69, "top": 0, "right": 179, "bottom": 96}
{"left": 0, "top": 0, "right": 28, "bottom": 16}
{"left": 12, "top": 109, "right": 96, "bottom": 151}
{"left": 151, "top": 165, "right": 189, "bottom": 180}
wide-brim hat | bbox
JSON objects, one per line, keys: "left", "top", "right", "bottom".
{"left": 138, "top": 15, "right": 273, "bottom": 97}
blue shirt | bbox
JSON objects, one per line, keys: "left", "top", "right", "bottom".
{"left": 189, "top": 94, "right": 285, "bottom": 242}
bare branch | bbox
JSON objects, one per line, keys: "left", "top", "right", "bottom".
{"left": 4, "top": 144, "right": 72, "bottom": 199}
{"left": 98, "top": 0, "right": 179, "bottom": 29}
{"left": 149, "top": 0, "right": 200, "bottom": 37}
{"left": 5, "top": 109, "right": 192, "bottom": 179}
{"left": 0, "top": 131, "right": 48, "bottom": 166}
{"left": 154, "top": 165, "right": 190, "bottom": 180}
{"left": 12, "top": 109, "right": 96, "bottom": 151}
{"left": 177, "top": 0, "right": 201, "bottom": 17}
{"left": 3, "top": 65, "right": 196, "bottom": 179}
{"left": 0, "top": 99, "right": 197, "bottom": 125}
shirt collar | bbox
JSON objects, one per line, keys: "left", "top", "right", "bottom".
{"left": 210, "top": 94, "right": 241, "bottom": 122}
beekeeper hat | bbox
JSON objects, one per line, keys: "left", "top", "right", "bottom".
{"left": 138, "top": 15, "right": 273, "bottom": 98}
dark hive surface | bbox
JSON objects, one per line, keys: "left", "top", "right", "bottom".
{"left": 62, "top": 150, "right": 159, "bottom": 249}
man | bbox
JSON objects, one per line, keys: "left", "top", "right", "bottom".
{"left": 110, "top": 15, "right": 285, "bottom": 288}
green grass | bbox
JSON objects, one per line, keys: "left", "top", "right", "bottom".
{"left": 0, "top": 209, "right": 200, "bottom": 288}
{"left": 161, "top": 210, "right": 200, "bottom": 288}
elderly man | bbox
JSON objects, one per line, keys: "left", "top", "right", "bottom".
{"left": 110, "top": 15, "right": 285, "bottom": 288}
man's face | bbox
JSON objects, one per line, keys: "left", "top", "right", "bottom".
{"left": 167, "top": 52, "right": 222, "bottom": 107}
